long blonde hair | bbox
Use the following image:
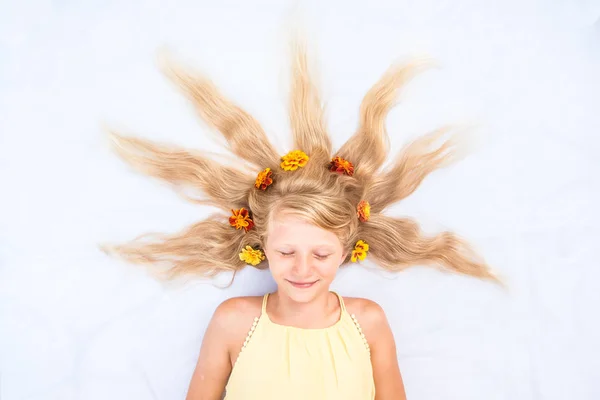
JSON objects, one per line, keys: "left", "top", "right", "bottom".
{"left": 102, "top": 38, "right": 498, "bottom": 283}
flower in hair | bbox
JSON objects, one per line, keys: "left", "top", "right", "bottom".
{"left": 351, "top": 240, "right": 369, "bottom": 262}
{"left": 357, "top": 200, "right": 371, "bottom": 222}
{"left": 229, "top": 208, "right": 254, "bottom": 232}
{"left": 255, "top": 167, "right": 273, "bottom": 190}
{"left": 330, "top": 156, "right": 354, "bottom": 176}
{"left": 281, "top": 150, "right": 309, "bottom": 171}
{"left": 239, "top": 245, "right": 265, "bottom": 266}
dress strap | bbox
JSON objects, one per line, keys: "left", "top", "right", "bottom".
{"left": 261, "top": 293, "right": 269, "bottom": 314}
{"left": 333, "top": 291, "right": 346, "bottom": 313}
{"left": 350, "top": 312, "right": 371, "bottom": 356}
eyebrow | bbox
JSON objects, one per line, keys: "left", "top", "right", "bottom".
{"left": 277, "top": 244, "right": 336, "bottom": 251}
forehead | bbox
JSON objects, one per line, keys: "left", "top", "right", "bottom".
{"left": 266, "top": 213, "right": 341, "bottom": 247}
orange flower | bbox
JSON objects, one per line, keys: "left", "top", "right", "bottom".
{"left": 229, "top": 208, "right": 254, "bottom": 232}
{"left": 329, "top": 156, "right": 354, "bottom": 176}
{"left": 351, "top": 240, "right": 369, "bottom": 262}
{"left": 239, "top": 246, "right": 265, "bottom": 266}
{"left": 281, "top": 150, "right": 309, "bottom": 171}
{"left": 357, "top": 200, "right": 371, "bottom": 222}
{"left": 255, "top": 168, "right": 273, "bottom": 190}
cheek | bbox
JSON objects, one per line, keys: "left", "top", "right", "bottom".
{"left": 315, "top": 260, "right": 340, "bottom": 279}
{"left": 264, "top": 254, "right": 290, "bottom": 277}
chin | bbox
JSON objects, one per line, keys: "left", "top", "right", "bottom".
{"left": 280, "top": 279, "right": 327, "bottom": 302}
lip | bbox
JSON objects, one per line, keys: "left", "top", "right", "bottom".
{"left": 286, "top": 280, "right": 318, "bottom": 289}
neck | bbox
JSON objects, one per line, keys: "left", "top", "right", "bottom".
{"left": 269, "top": 290, "right": 338, "bottom": 328}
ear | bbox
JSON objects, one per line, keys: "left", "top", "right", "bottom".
{"left": 339, "top": 250, "right": 349, "bottom": 265}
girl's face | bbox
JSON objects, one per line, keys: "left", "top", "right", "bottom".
{"left": 264, "top": 213, "right": 347, "bottom": 303}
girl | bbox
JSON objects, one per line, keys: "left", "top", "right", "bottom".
{"left": 103, "top": 38, "right": 498, "bottom": 399}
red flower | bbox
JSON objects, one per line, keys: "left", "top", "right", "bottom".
{"left": 329, "top": 156, "right": 354, "bottom": 176}
{"left": 357, "top": 200, "right": 371, "bottom": 222}
{"left": 255, "top": 168, "right": 273, "bottom": 190}
{"left": 229, "top": 208, "right": 254, "bottom": 232}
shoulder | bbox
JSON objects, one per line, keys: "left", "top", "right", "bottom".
{"left": 343, "top": 296, "right": 391, "bottom": 343}
{"left": 215, "top": 295, "right": 263, "bottom": 315}
{"left": 344, "top": 297, "right": 406, "bottom": 399}
{"left": 344, "top": 296, "right": 387, "bottom": 324}
{"left": 343, "top": 296, "right": 406, "bottom": 396}
{"left": 208, "top": 296, "right": 264, "bottom": 347}
{"left": 187, "top": 296, "right": 264, "bottom": 397}
{"left": 212, "top": 295, "right": 263, "bottom": 326}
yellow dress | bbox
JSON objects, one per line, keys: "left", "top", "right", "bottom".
{"left": 224, "top": 292, "right": 376, "bottom": 399}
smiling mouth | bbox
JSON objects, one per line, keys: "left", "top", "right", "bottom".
{"left": 286, "top": 280, "right": 318, "bottom": 288}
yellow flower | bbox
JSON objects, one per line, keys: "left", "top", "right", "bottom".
{"left": 229, "top": 208, "right": 254, "bottom": 232}
{"left": 255, "top": 167, "right": 273, "bottom": 190}
{"left": 239, "top": 246, "right": 265, "bottom": 266}
{"left": 357, "top": 200, "right": 371, "bottom": 222}
{"left": 351, "top": 240, "right": 369, "bottom": 262}
{"left": 281, "top": 150, "right": 309, "bottom": 171}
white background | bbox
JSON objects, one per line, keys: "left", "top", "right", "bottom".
{"left": 1, "top": 0, "right": 600, "bottom": 399}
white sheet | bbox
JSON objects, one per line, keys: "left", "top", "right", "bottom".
{"left": 1, "top": 1, "right": 599, "bottom": 399}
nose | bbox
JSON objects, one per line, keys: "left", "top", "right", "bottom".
{"left": 291, "top": 253, "right": 312, "bottom": 276}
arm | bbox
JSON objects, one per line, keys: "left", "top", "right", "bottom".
{"left": 363, "top": 301, "right": 407, "bottom": 400}
{"left": 186, "top": 302, "right": 234, "bottom": 400}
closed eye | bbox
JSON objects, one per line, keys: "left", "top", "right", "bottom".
{"left": 278, "top": 252, "right": 330, "bottom": 260}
